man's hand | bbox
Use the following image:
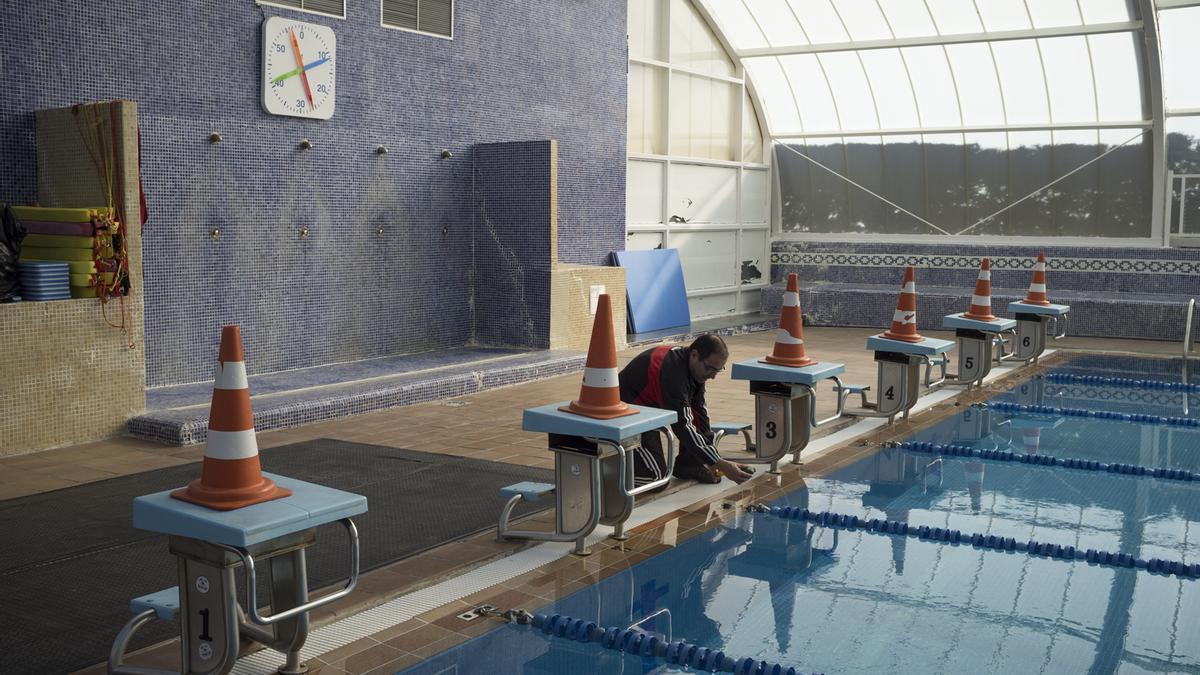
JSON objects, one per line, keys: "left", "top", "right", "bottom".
{"left": 716, "top": 459, "right": 754, "bottom": 483}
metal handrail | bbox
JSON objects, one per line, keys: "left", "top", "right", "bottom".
{"left": 1185, "top": 298, "right": 1196, "bottom": 359}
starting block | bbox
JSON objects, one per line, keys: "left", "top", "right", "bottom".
{"left": 712, "top": 422, "right": 754, "bottom": 453}
{"left": 843, "top": 335, "right": 955, "bottom": 423}
{"left": 1006, "top": 301, "right": 1070, "bottom": 363}
{"left": 938, "top": 313, "right": 1018, "bottom": 388}
{"left": 497, "top": 402, "right": 677, "bottom": 556}
{"left": 728, "top": 360, "right": 847, "bottom": 473}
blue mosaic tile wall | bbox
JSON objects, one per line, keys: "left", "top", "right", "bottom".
{"left": 472, "top": 141, "right": 552, "bottom": 348}
{"left": 0, "top": 0, "right": 626, "bottom": 387}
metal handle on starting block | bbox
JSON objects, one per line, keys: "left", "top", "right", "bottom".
{"left": 924, "top": 354, "right": 948, "bottom": 389}
{"left": 597, "top": 427, "right": 677, "bottom": 497}
{"left": 1048, "top": 313, "right": 1068, "bottom": 340}
{"left": 809, "top": 377, "right": 847, "bottom": 428}
{"left": 217, "top": 517, "right": 361, "bottom": 626}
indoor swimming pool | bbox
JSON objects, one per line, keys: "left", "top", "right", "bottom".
{"left": 401, "top": 355, "right": 1200, "bottom": 674}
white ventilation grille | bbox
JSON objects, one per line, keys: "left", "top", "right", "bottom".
{"left": 382, "top": 0, "right": 453, "bottom": 37}
{"left": 260, "top": 0, "right": 345, "bottom": 18}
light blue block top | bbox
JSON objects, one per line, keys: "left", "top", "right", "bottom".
{"left": 522, "top": 403, "right": 677, "bottom": 441}
{"left": 133, "top": 473, "right": 368, "bottom": 548}
{"left": 500, "top": 481, "right": 556, "bottom": 502}
{"left": 867, "top": 335, "right": 955, "bottom": 356}
{"left": 942, "top": 313, "right": 1017, "bottom": 332}
{"left": 730, "top": 359, "right": 845, "bottom": 385}
{"left": 131, "top": 586, "right": 180, "bottom": 620}
{"left": 1008, "top": 301, "right": 1070, "bottom": 316}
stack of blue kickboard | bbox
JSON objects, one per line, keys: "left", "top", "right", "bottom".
{"left": 18, "top": 260, "right": 71, "bottom": 301}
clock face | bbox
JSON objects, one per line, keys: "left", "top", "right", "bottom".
{"left": 261, "top": 16, "right": 336, "bottom": 119}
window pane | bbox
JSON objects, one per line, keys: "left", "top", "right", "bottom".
{"left": 788, "top": 0, "right": 849, "bottom": 44}
{"left": 745, "top": 57, "right": 802, "bottom": 132}
{"left": 1167, "top": 118, "right": 1200, "bottom": 234}
{"left": 670, "top": 0, "right": 734, "bottom": 76}
{"left": 992, "top": 40, "right": 1050, "bottom": 125}
{"left": 1160, "top": 8, "right": 1200, "bottom": 111}
{"left": 745, "top": 0, "right": 807, "bottom": 48}
{"left": 963, "top": 132, "right": 1011, "bottom": 234}
{"left": 704, "top": 0, "right": 768, "bottom": 50}
{"left": 628, "top": 63, "right": 667, "bottom": 155}
{"left": 628, "top": 0, "right": 667, "bottom": 60}
{"left": 877, "top": 0, "right": 936, "bottom": 39}
{"left": 923, "top": 133, "right": 966, "bottom": 231}
{"left": 902, "top": 46, "right": 961, "bottom": 128}
{"left": 1027, "top": 0, "right": 1082, "bottom": 28}
{"left": 670, "top": 73, "right": 737, "bottom": 160}
{"left": 742, "top": 169, "right": 770, "bottom": 223}
{"left": 976, "top": 0, "right": 1031, "bottom": 32}
{"left": 1088, "top": 32, "right": 1144, "bottom": 121}
{"left": 819, "top": 52, "right": 878, "bottom": 131}
{"left": 1000, "top": 130, "right": 1055, "bottom": 236}
{"left": 860, "top": 49, "right": 919, "bottom": 129}
{"left": 844, "top": 136, "right": 885, "bottom": 233}
{"left": 1050, "top": 129, "right": 1100, "bottom": 236}
{"left": 834, "top": 0, "right": 892, "bottom": 42}
{"left": 742, "top": 90, "right": 765, "bottom": 163}
{"left": 739, "top": 229, "right": 769, "bottom": 285}
{"left": 668, "top": 163, "right": 739, "bottom": 223}
{"left": 626, "top": 231, "right": 664, "bottom": 250}
{"left": 946, "top": 43, "right": 1005, "bottom": 127}
{"left": 779, "top": 54, "right": 840, "bottom": 132}
{"left": 1040, "top": 36, "right": 1097, "bottom": 123}
{"left": 777, "top": 140, "right": 849, "bottom": 232}
{"left": 925, "top": 0, "right": 983, "bottom": 35}
{"left": 671, "top": 230, "right": 737, "bottom": 289}
{"left": 881, "top": 135, "right": 927, "bottom": 234}
{"left": 627, "top": 161, "right": 664, "bottom": 224}
{"left": 1078, "top": 0, "right": 1135, "bottom": 24}
{"left": 1094, "top": 128, "right": 1150, "bottom": 236}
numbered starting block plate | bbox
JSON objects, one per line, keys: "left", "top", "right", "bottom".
{"left": 522, "top": 403, "right": 677, "bottom": 442}
{"left": 942, "top": 314, "right": 1017, "bottom": 332}
{"left": 730, "top": 359, "right": 845, "bottom": 385}
{"left": 1007, "top": 301, "right": 1070, "bottom": 316}
{"left": 866, "top": 335, "right": 955, "bottom": 356}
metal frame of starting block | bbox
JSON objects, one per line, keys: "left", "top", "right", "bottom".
{"left": 497, "top": 403, "right": 677, "bottom": 556}
{"left": 727, "top": 360, "right": 847, "bottom": 473}
{"left": 1004, "top": 301, "right": 1070, "bottom": 363}
{"left": 841, "top": 336, "right": 956, "bottom": 424}
{"left": 111, "top": 474, "right": 367, "bottom": 675}
{"left": 936, "top": 314, "right": 1019, "bottom": 389}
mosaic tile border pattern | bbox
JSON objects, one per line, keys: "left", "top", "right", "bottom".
{"left": 128, "top": 351, "right": 585, "bottom": 446}
{"left": 770, "top": 251, "right": 1200, "bottom": 276}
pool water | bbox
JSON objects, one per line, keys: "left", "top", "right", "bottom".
{"left": 401, "top": 356, "right": 1200, "bottom": 674}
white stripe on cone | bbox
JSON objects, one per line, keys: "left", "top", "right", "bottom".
{"left": 205, "top": 429, "right": 260, "bottom": 460}
{"left": 782, "top": 291, "right": 800, "bottom": 307}
{"left": 978, "top": 271, "right": 991, "bottom": 281}
{"left": 1034, "top": 262, "right": 1046, "bottom": 271}
{"left": 971, "top": 295, "right": 990, "bottom": 305}
{"left": 213, "top": 361, "right": 248, "bottom": 390}
{"left": 775, "top": 328, "right": 803, "bottom": 345}
{"left": 893, "top": 309, "right": 916, "bottom": 324}
{"left": 583, "top": 367, "right": 619, "bottom": 389}
{"left": 1028, "top": 283, "right": 1047, "bottom": 293}
{"left": 901, "top": 282, "right": 915, "bottom": 293}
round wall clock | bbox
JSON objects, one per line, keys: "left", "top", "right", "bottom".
{"left": 261, "top": 16, "right": 336, "bottom": 119}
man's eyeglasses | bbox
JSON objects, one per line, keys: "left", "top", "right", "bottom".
{"left": 701, "top": 360, "right": 726, "bottom": 375}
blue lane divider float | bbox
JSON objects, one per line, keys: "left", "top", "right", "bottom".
{"left": 752, "top": 505, "right": 1200, "bottom": 580}
{"left": 1045, "top": 372, "right": 1200, "bottom": 393}
{"left": 986, "top": 401, "right": 1200, "bottom": 430}
{"left": 529, "top": 612, "right": 816, "bottom": 675}
{"left": 896, "top": 441, "right": 1200, "bottom": 483}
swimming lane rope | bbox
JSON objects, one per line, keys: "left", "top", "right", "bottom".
{"left": 986, "top": 401, "right": 1200, "bottom": 430}
{"left": 484, "top": 607, "right": 818, "bottom": 675}
{"left": 1045, "top": 372, "right": 1200, "bottom": 393}
{"left": 750, "top": 505, "right": 1200, "bottom": 580}
{"left": 895, "top": 440, "right": 1200, "bottom": 483}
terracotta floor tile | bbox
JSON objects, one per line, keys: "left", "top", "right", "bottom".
{"left": 322, "top": 643, "right": 404, "bottom": 674}
{"left": 382, "top": 622, "right": 458, "bottom": 653}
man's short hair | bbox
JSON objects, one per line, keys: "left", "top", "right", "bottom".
{"left": 688, "top": 334, "right": 728, "bottom": 360}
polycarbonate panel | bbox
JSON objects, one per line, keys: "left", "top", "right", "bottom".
{"left": 923, "top": 133, "right": 967, "bottom": 230}
{"left": 1159, "top": 8, "right": 1200, "bottom": 110}
{"left": 628, "top": 0, "right": 667, "bottom": 61}
{"left": 670, "top": 0, "right": 734, "bottom": 76}
{"left": 672, "top": 230, "right": 737, "bottom": 289}
{"left": 739, "top": 229, "right": 769, "bottom": 286}
{"left": 997, "top": 130, "right": 1054, "bottom": 236}
{"left": 626, "top": 161, "right": 665, "bottom": 224}
{"left": 835, "top": 0, "right": 892, "bottom": 42}
{"left": 779, "top": 54, "right": 840, "bottom": 132}
{"left": 845, "top": 135, "right": 886, "bottom": 233}
{"left": 876, "top": 0, "right": 936, "bottom": 39}
{"left": 1078, "top": 0, "right": 1135, "bottom": 24}
{"left": 903, "top": 46, "right": 961, "bottom": 128}
{"left": 744, "top": 58, "right": 802, "bottom": 131}
{"left": 626, "top": 231, "right": 665, "bottom": 250}
{"left": 668, "top": 163, "right": 739, "bottom": 223}
{"left": 1095, "top": 128, "right": 1151, "bottom": 237}
{"left": 1040, "top": 36, "right": 1097, "bottom": 123}
{"left": 670, "top": 72, "right": 737, "bottom": 161}
{"left": 1027, "top": 0, "right": 1083, "bottom": 28}
{"left": 963, "top": 131, "right": 1011, "bottom": 233}
{"left": 741, "top": 169, "right": 770, "bottom": 222}
{"left": 628, "top": 63, "right": 667, "bottom": 155}
{"left": 946, "top": 43, "right": 1005, "bottom": 127}
{"left": 880, "top": 134, "right": 927, "bottom": 234}
{"left": 704, "top": 0, "right": 767, "bottom": 51}
{"left": 789, "top": 0, "right": 849, "bottom": 44}
{"left": 1088, "top": 32, "right": 1144, "bottom": 121}
{"left": 742, "top": 90, "right": 765, "bottom": 163}
{"left": 688, "top": 291, "right": 737, "bottom": 318}
{"left": 860, "top": 50, "right": 919, "bottom": 129}
{"left": 975, "top": 0, "right": 1032, "bottom": 32}
{"left": 1050, "top": 129, "right": 1101, "bottom": 236}
{"left": 1167, "top": 117, "right": 1200, "bottom": 173}
{"left": 925, "top": 0, "right": 984, "bottom": 35}
{"left": 819, "top": 52, "right": 878, "bottom": 131}
{"left": 745, "top": 0, "right": 807, "bottom": 48}
{"left": 992, "top": 40, "right": 1050, "bottom": 125}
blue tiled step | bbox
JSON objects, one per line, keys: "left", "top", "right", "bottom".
{"left": 128, "top": 349, "right": 584, "bottom": 446}
{"left": 760, "top": 282, "right": 1190, "bottom": 342}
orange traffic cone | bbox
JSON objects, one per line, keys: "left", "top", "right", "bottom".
{"left": 881, "top": 266, "right": 924, "bottom": 343}
{"left": 172, "top": 326, "right": 291, "bottom": 510}
{"left": 560, "top": 294, "right": 637, "bottom": 419}
{"left": 1023, "top": 252, "right": 1051, "bottom": 306}
{"left": 762, "top": 273, "right": 815, "bottom": 368}
{"left": 961, "top": 258, "right": 996, "bottom": 321}
{"left": 1021, "top": 427, "right": 1041, "bottom": 455}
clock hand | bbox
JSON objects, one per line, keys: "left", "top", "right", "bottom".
{"left": 288, "top": 28, "right": 316, "bottom": 108}
{"left": 271, "top": 56, "right": 331, "bottom": 84}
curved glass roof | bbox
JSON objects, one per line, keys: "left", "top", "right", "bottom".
{"left": 704, "top": 0, "right": 1151, "bottom": 137}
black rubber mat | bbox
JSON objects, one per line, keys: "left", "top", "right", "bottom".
{"left": 0, "top": 439, "right": 552, "bottom": 675}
